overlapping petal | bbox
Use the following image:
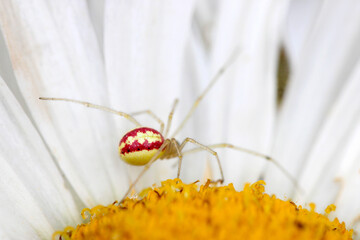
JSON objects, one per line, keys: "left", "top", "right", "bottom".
{"left": 265, "top": 1, "right": 360, "bottom": 225}
{"left": 207, "top": 1, "right": 289, "bottom": 186}
{"left": 0, "top": 77, "right": 80, "bottom": 239}
{"left": 0, "top": 0, "right": 125, "bottom": 206}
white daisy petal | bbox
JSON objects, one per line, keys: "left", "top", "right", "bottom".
{"left": 295, "top": 57, "right": 360, "bottom": 212}
{"left": 0, "top": 32, "right": 17, "bottom": 99}
{"left": 104, "top": 0, "right": 196, "bottom": 112}
{"left": 0, "top": 78, "right": 80, "bottom": 239}
{"left": 0, "top": 164, "right": 53, "bottom": 240}
{"left": 208, "top": 1, "right": 289, "bottom": 187}
{"left": 283, "top": 0, "right": 323, "bottom": 68}
{"left": 104, "top": 1, "right": 197, "bottom": 188}
{"left": 335, "top": 118, "right": 360, "bottom": 226}
{"left": 87, "top": 0, "right": 105, "bottom": 53}
{"left": 0, "top": 230, "right": 6, "bottom": 240}
{"left": 265, "top": 1, "right": 360, "bottom": 198}
{"left": 0, "top": 0, "right": 122, "bottom": 206}
{"left": 333, "top": 64, "right": 360, "bottom": 224}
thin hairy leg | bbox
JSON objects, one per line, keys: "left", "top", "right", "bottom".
{"left": 39, "top": 97, "right": 141, "bottom": 126}
{"left": 164, "top": 99, "right": 179, "bottom": 138}
{"left": 131, "top": 110, "right": 164, "bottom": 133}
{"left": 169, "top": 138, "right": 183, "bottom": 178}
{"left": 179, "top": 138, "right": 224, "bottom": 183}
{"left": 171, "top": 49, "right": 239, "bottom": 138}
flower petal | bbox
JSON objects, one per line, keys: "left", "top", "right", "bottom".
{"left": 265, "top": 1, "right": 360, "bottom": 200}
{"left": 283, "top": 0, "right": 323, "bottom": 68}
{"left": 0, "top": 78, "right": 80, "bottom": 239}
{"left": 0, "top": 0, "right": 123, "bottom": 206}
{"left": 87, "top": 0, "right": 104, "bottom": 53}
{"left": 295, "top": 58, "right": 360, "bottom": 212}
{"left": 335, "top": 117, "right": 360, "bottom": 226}
{"left": 0, "top": 32, "right": 17, "bottom": 99}
{"left": 207, "top": 1, "right": 288, "bottom": 187}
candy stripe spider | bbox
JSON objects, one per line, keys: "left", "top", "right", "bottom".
{"left": 40, "top": 52, "right": 299, "bottom": 202}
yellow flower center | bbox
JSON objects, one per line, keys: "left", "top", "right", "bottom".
{"left": 53, "top": 179, "right": 353, "bottom": 240}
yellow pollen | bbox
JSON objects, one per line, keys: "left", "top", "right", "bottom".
{"left": 53, "top": 179, "right": 353, "bottom": 240}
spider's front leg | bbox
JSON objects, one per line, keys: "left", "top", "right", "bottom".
{"left": 178, "top": 138, "right": 224, "bottom": 184}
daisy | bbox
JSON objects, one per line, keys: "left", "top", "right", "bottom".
{"left": 0, "top": 0, "right": 359, "bottom": 239}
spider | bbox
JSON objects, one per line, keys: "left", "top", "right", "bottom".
{"left": 39, "top": 52, "right": 298, "bottom": 202}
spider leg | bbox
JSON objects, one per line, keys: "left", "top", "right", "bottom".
{"left": 181, "top": 143, "right": 302, "bottom": 192}
{"left": 182, "top": 143, "right": 272, "bottom": 160}
{"left": 131, "top": 110, "right": 164, "bottom": 133}
{"left": 171, "top": 49, "right": 239, "bottom": 138}
{"left": 163, "top": 99, "right": 179, "bottom": 138}
{"left": 39, "top": 97, "right": 141, "bottom": 127}
{"left": 169, "top": 138, "right": 183, "bottom": 178}
{"left": 119, "top": 139, "right": 171, "bottom": 204}
{"left": 179, "top": 138, "right": 224, "bottom": 184}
